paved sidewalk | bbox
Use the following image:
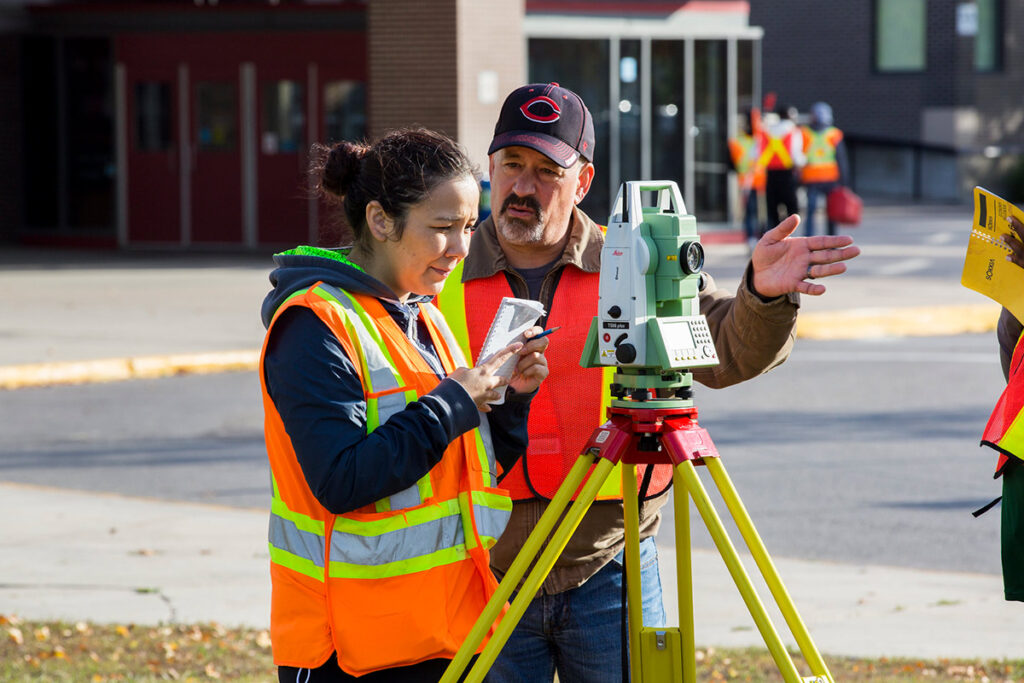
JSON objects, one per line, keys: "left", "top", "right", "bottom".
{"left": 1, "top": 204, "right": 1020, "bottom": 662}
{"left": 3, "top": 481, "right": 1019, "bottom": 660}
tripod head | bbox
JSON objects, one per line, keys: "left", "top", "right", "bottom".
{"left": 581, "top": 181, "right": 719, "bottom": 409}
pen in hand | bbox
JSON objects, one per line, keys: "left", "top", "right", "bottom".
{"left": 529, "top": 326, "right": 561, "bottom": 341}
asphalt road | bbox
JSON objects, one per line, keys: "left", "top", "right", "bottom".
{"left": 0, "top": 330, "right": 1006, "bottom": 575}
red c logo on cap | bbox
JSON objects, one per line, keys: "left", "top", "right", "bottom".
{"left": 520, "top": 96, "right": 561, "bottom": 124}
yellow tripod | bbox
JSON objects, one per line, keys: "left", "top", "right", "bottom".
{"left": 441, "top": 403, "right": 834, "bottom": 683}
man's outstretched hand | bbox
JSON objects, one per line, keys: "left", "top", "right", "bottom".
{"left": 751, "top": 214, "right": 861, "bottom": 298}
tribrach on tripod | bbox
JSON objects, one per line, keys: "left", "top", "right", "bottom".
{"left": 441, "top": 182, "right": 833, "bottom": 683}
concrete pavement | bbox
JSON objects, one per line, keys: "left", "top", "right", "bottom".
{"left": 1, "top": 204, "right": 1020, "bottom": 662}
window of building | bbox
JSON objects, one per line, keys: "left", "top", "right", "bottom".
{"left": 195, "top": 82, "right": 238, "bottom": 151}
{"left": 262, "top": 80, "right": 304, "bottom": 154}
{"left": 875, "top": 0, "right": 927, "bottom": 72}
{"left": 974, "top": 0, "right": 1002, "bottom": 72}
{"left": 135, "top": 82, "right": 172, "bottom": 152}
{"left": 323, "top": 80, "right": 366, "bottom": 144}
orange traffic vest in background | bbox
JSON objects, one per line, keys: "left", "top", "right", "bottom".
{"left": 260, "top": 283, "right": 511, "bottom": 676}
{"left": 983, "top": 333, "right": 1024, "bottom": 475}
{"left": 801, "top": 126, "right": 843, "bottom": 184}
{"left": 759, "top": 127, "right": 798, "bottom": 170}
{"left": 436, "top": 263, "right": 674, "bottom": 502}
{"left": 729, "top": 134, "right": 766, "bottom": 192}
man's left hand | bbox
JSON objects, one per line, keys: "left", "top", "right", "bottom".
{"left": 751, "top": 214, "right": 861, "bottom": 297}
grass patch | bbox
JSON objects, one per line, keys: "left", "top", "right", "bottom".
{"left": 2, "top": 615, "right": 1022, "bottom": 681}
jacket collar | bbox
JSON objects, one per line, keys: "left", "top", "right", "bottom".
{"left": 461, "top": 206, "right": 603, "bottom": 282}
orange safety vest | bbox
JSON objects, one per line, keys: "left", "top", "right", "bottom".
{"left": 800, "top": 126, "right": 843, "bottom": 184}
{"left": 729, "top": 134, "right": 766, "bottom": 192}
{"left": 435, "top": 262, "right": 674, "bottom": 502}
{"left": 260, "top": 282, "right": 511, "bottom": 675}
{"left": 758, "top": 127, "right": 798, "bottom": 171}
{"left": 983, "top": 333, "right": 1024, "bottom": 475}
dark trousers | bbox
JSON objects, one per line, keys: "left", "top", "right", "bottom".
{"left": 765, "top": 169, "right": 799, "bottom": 229}
{"left": 279, "top": 652, "right": 476, "bottom": 683}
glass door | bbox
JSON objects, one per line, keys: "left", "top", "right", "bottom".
{"left": 692, "top": 40, "right": 728, "bottom": 222}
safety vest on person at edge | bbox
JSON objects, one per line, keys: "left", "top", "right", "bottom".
{"left": 758, "top": 126, "right": 799, "bottom": 171}
{"left": 728, "top": 134, "right": 766, "bottom": 192}
{"left": 435, "top": 261, "right": 674, "bottom": 502}
{"left": 800, "top": 126, "right": 843, "bottom": 184}
{"left": 259, "top": 281, "right": 512, "bottom": 676}
{"left": 982, "top": 333, "right": 1024, "bottom": 476}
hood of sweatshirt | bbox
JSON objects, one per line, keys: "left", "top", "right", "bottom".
{"left": 259, "top": 245, "right": 432, "bottom": 329}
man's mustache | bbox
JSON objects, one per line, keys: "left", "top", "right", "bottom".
{"left": 500, "top": 194, "right": 542, "bottom": 217}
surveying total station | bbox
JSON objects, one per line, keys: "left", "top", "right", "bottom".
{"left": 441, "top": 182, "right": 834, "bottom": 683}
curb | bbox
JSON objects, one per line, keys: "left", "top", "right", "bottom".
{"left": 0, "top": 350, "right": 259, "bottom": 390}
{"left": 796, "top": 303, "right": 1001, "bottom": 340}
{"left": 0, "top": 304, "right": 1000, "bottom": 390}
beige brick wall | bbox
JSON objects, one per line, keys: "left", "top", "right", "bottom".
{"left": 368, "top": 0, "right": 524, "bottom": 174}
{"left": 456, "top": 0, "right": 525, "bottom": 173}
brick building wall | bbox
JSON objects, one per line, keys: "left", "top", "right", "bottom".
{"left": 750, "top": 0, "right": 934, "bottom": 141}
{"left": 367, "top": 0, "right": 523, "bottom": 171}
{"left": 368, "top": 1, "right": 459, "bottom": 138}
{"left": 751, "top": 0, "right": 1024, "bottom": 147}
{"left": 749, "top": 0, "right": 1024, "bottom": 200}
{"left": 456, "top": 0, "right": 524, "bottom": 173}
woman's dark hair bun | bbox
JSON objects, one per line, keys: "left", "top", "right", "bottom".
{"left": 321, "top": 140, "right": 368, "bottom": 198}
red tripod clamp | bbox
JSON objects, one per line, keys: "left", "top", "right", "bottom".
{"left": 581, "top": 404, "right": 720, "bottom": 467}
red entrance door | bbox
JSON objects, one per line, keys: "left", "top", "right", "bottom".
{"left": 190, "top": 67, "right": 243, "bottom": 245}
{"left": 119, "top": 36, "right": 181, "bottom": 245}
{"left": 257, "top": 67, "right": 310, "bottom": 246}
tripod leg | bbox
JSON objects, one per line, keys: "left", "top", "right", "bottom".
{"left": 704, "top": 457, "right": 834, "bottom": 682}
{"left": 441, "top": 454, "right": 598, "bottom": 683}
{"left": 460, "top": 457, "right": 619, "bottom": 683}
{"left": 622, "top": 465, "right": 643, "bottom": 683}
{"left": 671, "top": 468, "right": 696, "bottom": 683}
{"left": 674, "top": 460, "right": 804, "bottom": 683}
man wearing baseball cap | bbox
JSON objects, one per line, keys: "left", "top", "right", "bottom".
{"left": 436, "top": 83, "right": 859, "bottom": 681}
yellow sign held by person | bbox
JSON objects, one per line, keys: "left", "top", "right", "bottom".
{"left": 962, "top": 186, "right": 1024, "bottom": 322}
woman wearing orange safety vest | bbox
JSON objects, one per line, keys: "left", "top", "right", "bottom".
{"left": 259, "top": 128, "right": 550, "bottom": 681}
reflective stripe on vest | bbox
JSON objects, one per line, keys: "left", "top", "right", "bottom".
{"left": 801, "top": 127, "right": 840, "bottom": 183}
{"left": 436, "top": 259, "right": 672, "bottom": 502}
{"left": 759, "top": 129, "right": 795, "bottom": 170}
{"left": 268, "top": 479, "right": 327, "bottom": 581}
{"left": 327, "top": 490, "right": 511, "bottom": 579}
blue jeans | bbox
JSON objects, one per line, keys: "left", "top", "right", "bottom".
{"left": 485, "top": 536, "right": 666, "bottom": 683}
{"left": 804, "top": 182, "right": 838, "bottom": 236}
{"left": 742, "top": 190, "right": 760, "bottom": 240}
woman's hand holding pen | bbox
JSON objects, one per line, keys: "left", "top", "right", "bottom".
{"left": 508, "top": 325, "right": 553, "bottom": 396}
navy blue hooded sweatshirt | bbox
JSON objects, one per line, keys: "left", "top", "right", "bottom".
{"left": 260, "top": 247, "right": 531, "bottom": 515}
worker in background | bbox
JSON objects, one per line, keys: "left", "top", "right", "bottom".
{"left": 728, "top": 107, "right": 767, "bottom": 251}
{"left": 760, "top": 104, "right": 804, "bottom": 230}
{"left": 800, "top": 101, "right": 849, "bottom": 236}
